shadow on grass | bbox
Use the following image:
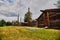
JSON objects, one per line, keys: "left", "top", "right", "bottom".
{"left": 0, "top": 38, "right": 2, "bottom": 40}
{"left": 57, "top": 37, "right": 60, "bottom": 40}
{"left": 56, "top": 32, "right": 60, "bottom": 40}
{"left": 0, "top": 35, "right": 2, "bottom": 40}
{"left": 56, "top": 35, "right": 60, "bottom": 40}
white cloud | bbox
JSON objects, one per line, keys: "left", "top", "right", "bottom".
{"left": 0, "top": 0, "right": 58, "bottom": 22}
{"left": 20, "top": 0, "right": 58, "bottom": 20}
{"left": 0, "top": 17, "right": 17, "bottom": 22}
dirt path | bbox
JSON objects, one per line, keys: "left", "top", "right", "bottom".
{"left": 24, "top": 27, "right": 40, "bottom": 30}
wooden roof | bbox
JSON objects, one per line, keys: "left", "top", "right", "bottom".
{"left": 41, "top": 9, "right": 60, "bottom": 12}
{"left": 36, "top": 9, "right": 60, "bottom": 20}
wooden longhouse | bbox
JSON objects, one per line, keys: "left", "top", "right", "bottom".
{"left": 37, "top": 9, "right": 60, "bottom": 28}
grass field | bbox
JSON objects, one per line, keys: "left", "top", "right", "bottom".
{"left": 0, "top": 26, "right": 60, "bottom": 40}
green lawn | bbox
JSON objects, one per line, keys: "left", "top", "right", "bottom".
{"left": 0, "top": 26, "right": 60, "bottom": 40}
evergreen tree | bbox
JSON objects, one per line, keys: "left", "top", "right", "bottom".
{"left": 24, "top": 8, "right": 32, "bottom": 22}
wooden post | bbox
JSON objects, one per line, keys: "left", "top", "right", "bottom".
{"left": 43, "top": 12, "right": 50, "bottom": 28}
{"left": 43, "top": 13, "right": 47, "bottom": 27}
{"left": 36, "top": 20, "right": 38, "bottom": 27}
{"left": 37, "top": 20, "right": 40, "bottom": 27}
{"left": 46, "top": 12, "right": 50, "bottom": 27}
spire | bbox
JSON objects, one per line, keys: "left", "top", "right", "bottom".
{"left": 28, "top": 8, "right": 30, "bottom": 12}
{"left": 17, "top": 13, "right": 19, "bottom": 22}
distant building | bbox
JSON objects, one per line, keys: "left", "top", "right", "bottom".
{"left": 36, "top": 9, "right": 60, "bottom": 28}
{"left": 12, "top": 21, "right": 21, "bottom": 26}
{"left": 12, "top": 13, "right": 21, "bottom": 26}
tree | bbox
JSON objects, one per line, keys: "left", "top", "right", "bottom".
{"left": 24, "top": 14, "right": 28, "bottom": 22}
{"left": 0, "top": 20, "right": 12, "bottom": 26}
{"left": 0, "top": 20, "right": 6, "bottom": 26}
{"left": 24, "top": 8, "right": 32, "bottom": 22}
{"left": 6, "top": 22, "right": 12, "bottom": 26}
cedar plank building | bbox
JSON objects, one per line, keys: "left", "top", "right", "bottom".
{"left": 37, "top": 9, "right": 60, "bottom": 28}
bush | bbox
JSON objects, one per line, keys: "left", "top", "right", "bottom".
{"left": 6, "top": 22, "right": 12, "bottom": 26}
{"left": 0, "top": 20, "right": 6, "bottom": 26}
{"left": 0, "top": 20, "right": 12, "bottom": 26}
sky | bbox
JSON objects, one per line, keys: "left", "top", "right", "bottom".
{"left": 0, "top": 0, "right": 58, "bottom": 22}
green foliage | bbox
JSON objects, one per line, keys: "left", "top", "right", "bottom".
{"left": 0, "top": 20, "right": 12, "bottom": 26}
{"left": 24, "top": 8, "right": 32, "bottom": 22}
{"left": 6, "top": 22, "right": 12, "bottom": 26}
{"left": 24, "top": 14, "right": 28, "bottom": 22}
{"left": 0, "top": 20, "right": 6, "bottom": 26}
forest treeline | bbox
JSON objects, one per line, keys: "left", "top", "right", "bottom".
{"left": 0, "top": 20, "right": 12, "bottom": 26}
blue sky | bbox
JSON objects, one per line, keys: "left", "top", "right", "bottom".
{"left": 0, "top": 0, "right": 58, "bottom": 22}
